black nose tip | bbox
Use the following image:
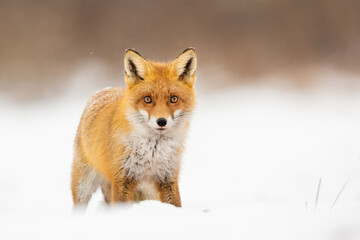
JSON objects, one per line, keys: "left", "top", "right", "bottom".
{"left": 156, "top": 118, "right": 167, "bottom": 127}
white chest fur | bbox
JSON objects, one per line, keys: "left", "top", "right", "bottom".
{"left": 122, "top": 133, "right": 183, "bottom": 181}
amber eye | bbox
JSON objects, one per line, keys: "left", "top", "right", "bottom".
{"left": 144, "top": 96, "right": 152, "bottom": 103}
{"left": 170, "top": 96, "right": 178, "bottom": 103}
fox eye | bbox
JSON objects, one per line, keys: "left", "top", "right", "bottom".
{"left": 170, "top": 96, "right": 178, "bottom": 103}
{"left": 144, "top": 96, "right": 152, "bottom": 103}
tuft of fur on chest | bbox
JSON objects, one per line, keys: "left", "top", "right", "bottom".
{"left": 122, "top": 135, "right": 182, "bottom": 181}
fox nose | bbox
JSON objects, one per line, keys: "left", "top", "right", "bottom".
{"left": 156, "top": 118, "right": 167, "bottom": 127}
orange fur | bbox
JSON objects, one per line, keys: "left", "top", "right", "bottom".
{"left": 71, "top": 48, "right": 197, "bottom": 207}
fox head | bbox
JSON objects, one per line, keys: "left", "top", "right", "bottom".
{"left": 124, "top": 48, "right": 197, "bottom": 135}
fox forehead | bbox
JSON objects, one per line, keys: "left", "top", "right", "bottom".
{"left": 143, "top": 61, "right": 175, "bottom": 80}
{"left": 131, "top": 71, "right": 193, "bottom": 98}
{"left": 134, "top": 83, "right": 185, "bottom": 98}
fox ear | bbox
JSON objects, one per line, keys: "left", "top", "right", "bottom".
{"left": 171, "top": 48, "right": 197, "bottom": 86}
{"left": 124, "top": 49, "right": 148, "bottom": 87}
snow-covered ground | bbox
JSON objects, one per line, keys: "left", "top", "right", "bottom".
{"left": 1, "top": 70, "right": 360, "bottom": 239}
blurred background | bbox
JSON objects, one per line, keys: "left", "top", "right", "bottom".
{"left": 1, "top": 0, "right": 360, "bottom": 100}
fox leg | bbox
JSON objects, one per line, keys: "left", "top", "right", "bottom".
{"left": 101, "top": 180, "right": 111, "bottom": 204}
{"left": 71, "top": 152, "right": 102, "bottom": 207}
{"left": 110, "top": 177, "right": 138, "bottom": 203}
{"left": 157, "top": 180, "right": 182, "bottom": 207}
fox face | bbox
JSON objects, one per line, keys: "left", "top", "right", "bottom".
{"left": 124, "top": 48, "right": 197, "bottom": 135}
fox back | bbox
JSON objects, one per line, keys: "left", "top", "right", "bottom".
{"left": 71, "top": 48, "right": 197, "bottom": 207}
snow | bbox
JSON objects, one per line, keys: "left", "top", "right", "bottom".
{"left": 1, "top": 70, "right": 360, "bottom": 239}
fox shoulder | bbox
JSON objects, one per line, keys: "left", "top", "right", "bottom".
{"left": 86, "top": 87, "right": 124, "bottom": 112}
{"left": 80, "top": 87, "right": 125, "bottom": 129}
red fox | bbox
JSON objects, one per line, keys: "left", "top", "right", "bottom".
{"left": 71, "top": 48, "right": 197, "bottom": 207}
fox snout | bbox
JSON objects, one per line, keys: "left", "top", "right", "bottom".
{"left": 152, "top": 115, "right": 172, "bottom": 133}
{"left": 156, "top": 118, "right": 167, "bottom": 127}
